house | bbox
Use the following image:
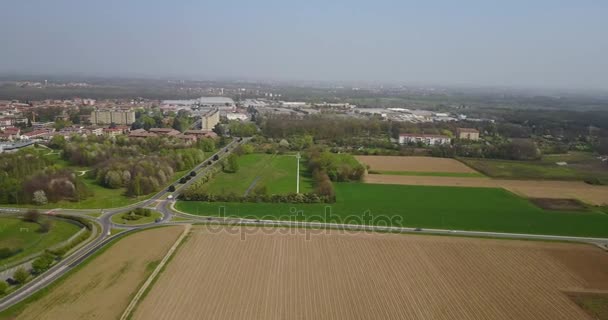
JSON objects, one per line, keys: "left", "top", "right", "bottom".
{"left": 21, "top": 129, "right": 55, "bottom": 140}
{"left": 176, "top": 134, "right": 197, "bottom": 144}
{"left": 183, "top": 130, "right": 218, "bottom": 139}
{"left": 103, "top": 127, "right": 124, "bottom": 138}
{"left": 149, "top": 128, "right": 180, "bottom": 136}
{"left": 129, "top": 129, "right": 158, "bottom": 138}
{"left": 3, "top": 127, "right": 21, "bottom": 136}
{"left": 399, "top": 133, "right": 451, "bottom": 146}
{"left": 87, "top": 127, "right": 104, "bottom": 136}
{"left": 457, "top": 128, "right": 480, "bottom": 141}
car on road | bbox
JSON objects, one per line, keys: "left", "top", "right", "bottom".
{"left": 414, "top": 228, "right": 422, "bottom": 232}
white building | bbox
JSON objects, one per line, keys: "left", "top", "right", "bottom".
{"left": 399, "top": 134, "right": 451, "bottom": 145}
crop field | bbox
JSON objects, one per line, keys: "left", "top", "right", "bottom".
{"left": 0, "top": 217, "right": 81, "bottom": 266}
{"left": 203, "top": 153, "right": 313, "bottom": 195}
{"left": 356, "top": 155, "right": 480, "bottom": 175}
{"left": 1, "top": 226, "right": 183, "bottom": 320}
{"left": 460, "top": 153, "right": 608, "bottom": 183}
{"left": 363, "top": 174, "right": 608, "bottom": 206}
{"left": 176, "top": 183, "right": 608, "bottom": 237}
{"left": 132, "top": 226, "right": 608, "bottom": 320}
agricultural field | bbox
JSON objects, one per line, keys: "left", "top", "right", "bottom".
{"left": 132, "top": 226, "right": 608, "bottom": 320}
{"left": 356, "top": 155, "right": 483, "bottom": 177}
{"left": 0, "top": 217, "right": 81, "bottom": 267}
{"left": 363, "top": 174, "right": 608, "bottom": 206}
{"left": 176, "top": 183, "right": 608, "bottom": 237}
{"left": 460, "top": 152, "right": 608, "bottom": 183}
{"left": 202, "top": 153, "right": 313, "bottom": 195}
{"left": 0, "top": 226, "right": 184, "bottom": 320}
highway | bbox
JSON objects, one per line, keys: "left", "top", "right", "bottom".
{"left": 0, "top": 134, "right": 607, "bottom": 311}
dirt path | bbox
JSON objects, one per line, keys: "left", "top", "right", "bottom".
{"left": 364, "top": 174, "right": 608, "bottom": 205}
{"left": 120, "top": 224, "right": 191, "bottom": 320}
{"left": 243, "top": 176, "right": 262, "bottom": 196}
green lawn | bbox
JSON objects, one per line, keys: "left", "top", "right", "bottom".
{"left": 0, "top": 217, "right": 81, "bottom": 267}
{"left": 460, "top": 156, "right": 608, "bottom": 183}
{"left": 373, "top": 171, "right": 485, "bottom": 178}
{"left": 176, "top": 183, "right": 608, "bottom": 238}
{"left": 110, "top": 211, "right": 163, "bottom": 225}
{"left": 203, "top": 153, "right": 313, "bottom": 195}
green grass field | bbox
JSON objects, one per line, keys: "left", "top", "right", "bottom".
{"left": 110, "top": 211, "right": 163, "bottom": 225}
{"left": 0, "top": 217, "right": 81, "bottom": 266}
{"left": 203, "top": 153, "right": 313, "bottom": 195}
{"left": 372, "top": 171, "right": 485, "bottom": 178}
{"left": 176, "top": 183, "right": 608, "bottom": 238}
{"left": 460, "top": 153, "right": 608, "bottom": 183}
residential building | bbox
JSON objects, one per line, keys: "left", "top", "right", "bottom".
{"left": 90, "top": 109, "right": 136, "bottom": 125}
{"left": 399, "top": 133, "right": 451, "bottom": 146}
{"left": 129, "top": 129, "right": 158, "bottom": 138}
{"left": 184, "top": 130, "right": 218, "bottom": 139}
{"left": 176, "top": 134, "right": 197, "bottom": 144}
{"left": 200, "top": 108, "right": 220, "bottom": 130}
{"left": 103, "top": 127, "right": 124, "bottom": 138}
{"left": 457, "top": 128, "right": 480, "bottom": 141}
{"left": 21, "top": 129, "right": 55, "bottom": 140}
{"left": 149, "top": 128, "right": 180, "bottom": 136}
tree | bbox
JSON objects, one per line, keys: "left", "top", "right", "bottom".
{"left": 212, "top": 123, "right": 226, "bottom": 136}
{"left": 23, "top": 209, "right": 40, "bottom": 223}
{"left": 168, "top": 185, "right": 176, "bottom": 192}
{"left": 0, "top": 280, "right": 7, "bottom": 294}
{"left": 223, "top": 154, "right": 239, "bottom": 173}
{"left": 31, "top": 253, "right": 54, "bottom": 274}
{"left": 13, "top": 267, "right": 29, "bottom": 284}
{"left": 49, "top": 135, "right": 66, "bottom": 149}
{"left": 39, "top": 220, "right": 52, "bottom": 233}
{"left": 32, "top": 190, "right": 48, "bottom": 205}
{"left": 190, "top": 171, "right": 197, "bottom": 177}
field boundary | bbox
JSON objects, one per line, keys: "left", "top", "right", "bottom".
{"left": 120, "top": 224, "right": 192, "bottom": 320}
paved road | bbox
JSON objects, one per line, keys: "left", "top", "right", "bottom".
{"left": 1, "top": 134, "right": 607, "bottom": 311}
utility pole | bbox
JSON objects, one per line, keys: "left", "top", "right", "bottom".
{"left": 296, "top": 152, "right": 301, "bottom": 194}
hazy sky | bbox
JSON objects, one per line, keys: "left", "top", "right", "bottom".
{"left": 1, "top": 0, "right": 607, "bottom": 89}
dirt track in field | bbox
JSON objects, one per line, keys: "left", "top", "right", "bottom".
{"left": 132, "top": 226, "right": 608, "bottom": 320}
{"left": 363, "top": 174, "right": 608, "bottom": 205}
{"left": 355, "top": 155, "right": 479, "bottom": 173}
{"left": 15, "top": 226, "right": 183, "bottom": 320}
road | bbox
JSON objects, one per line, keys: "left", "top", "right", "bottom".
{"left": 1, "top": 134, "right": 607, "bottom": 311}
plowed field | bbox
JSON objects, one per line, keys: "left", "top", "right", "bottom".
{"left": 133, "top": 226, "right": 608, "bottom": 320}
{"left": 10, "top": 226, "right": 183, "bottom": 320}
{"left": 356, "top": 155, "right": 478, "bottom": 173}
{"left": 363, "top": 174, "right": 608, "bottom": 205}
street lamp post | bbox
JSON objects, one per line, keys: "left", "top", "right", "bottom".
{"left": 296, "top": 152, "right": 301, "bottom": 194}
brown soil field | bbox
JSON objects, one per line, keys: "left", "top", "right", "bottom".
{"left": 12, "top": 226, "right": 183, "bottom": 320}
{"left": 133, "top": 226, "right": 608, "bottom": 320}
{"left": 355, "top": 155, "right": 478, "bottom": 173}
{"left": 364, "top": 174, "right": 608, "bottom": 205}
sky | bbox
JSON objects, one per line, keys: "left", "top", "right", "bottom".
{"left": 1, "top": 0, "right": 607, "bottom": 90}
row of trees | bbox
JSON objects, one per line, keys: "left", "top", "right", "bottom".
{"left": 430, "top": 139, "right": 541, "bottom": 161}
{"left": 307, "top": 149, "right": 366, "bottom": 182}
{"left": 179, "top": 189, "right": 332, "bottom": 203}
